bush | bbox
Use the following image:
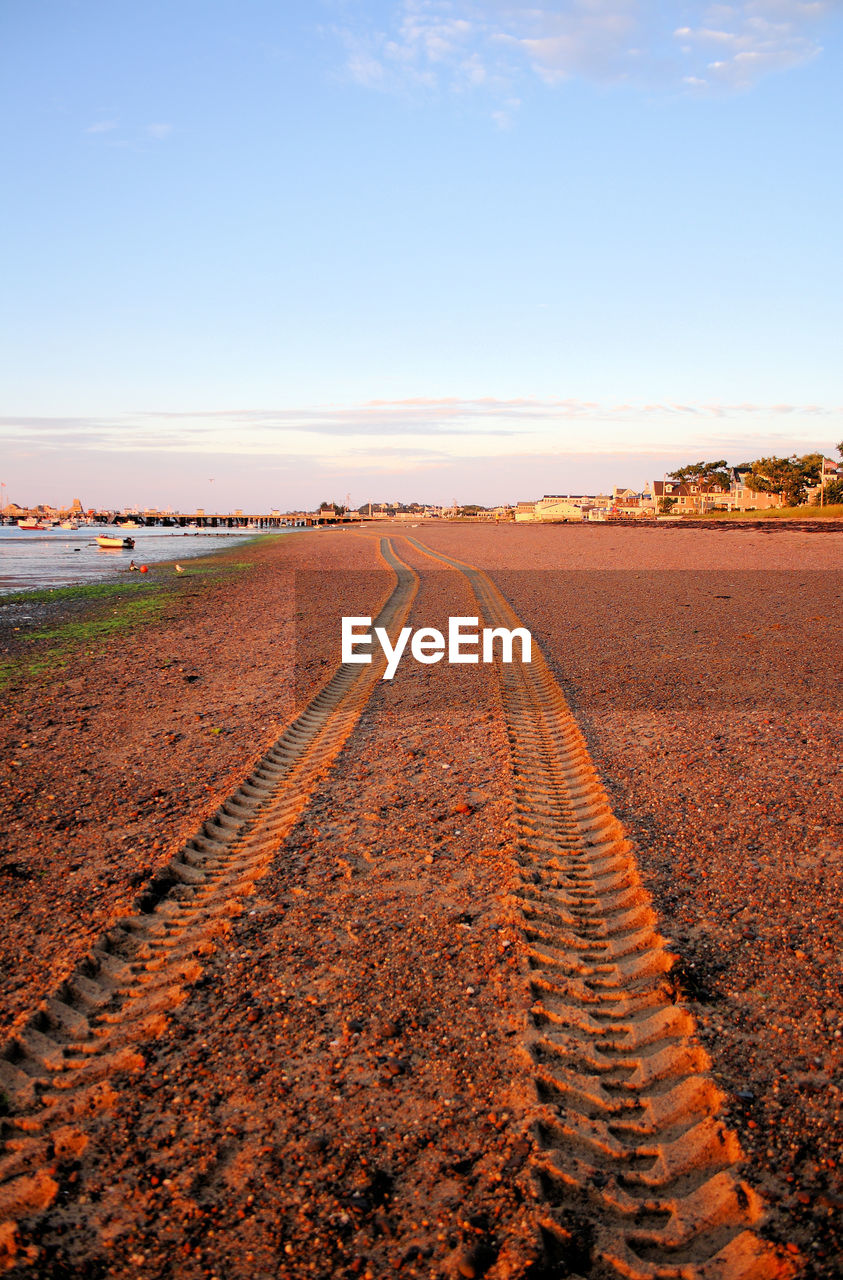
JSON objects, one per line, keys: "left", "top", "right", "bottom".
{"left": 816, "top": 477, "right": 843, "bottom": 505}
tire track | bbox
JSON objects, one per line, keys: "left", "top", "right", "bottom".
{"left": 402, "top": 536, "right": 783, "bottom": 1280}
{"left": 0, "top": 538, "right": 418, "bottom": 1273}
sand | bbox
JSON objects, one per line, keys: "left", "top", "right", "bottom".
{"left": 0, "top": 522, "right": 840, "bottom": 1279}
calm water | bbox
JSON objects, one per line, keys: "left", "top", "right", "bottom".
{"left": 0, "top": 525, "right": 281, "bottom": 594}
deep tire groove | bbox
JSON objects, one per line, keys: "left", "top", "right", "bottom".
{"left": 0, "top": 538, "right": 418, "bottom": 1272}
{"left": 404, "top": 536, "right": 782, "bottom": 1280}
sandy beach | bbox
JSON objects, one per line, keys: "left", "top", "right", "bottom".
{"left": 0, "top": 523, "right": 840, "bottom": 1279}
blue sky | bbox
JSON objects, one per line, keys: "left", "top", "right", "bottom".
{"left": 1, "top": 1, "right": 841, "bottom": 510}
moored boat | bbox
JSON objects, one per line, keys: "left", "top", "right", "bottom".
{"left": 96, "top": 534, "right": 135, "bottom": 549}
{"left": 18, "top": 517, "right": 45, "bottom": 530}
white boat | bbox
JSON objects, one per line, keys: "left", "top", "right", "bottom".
{"left": 96, "top": 534, "right": 135, "bottom": 549}
{"left": 18, "top": 517, "right": 45, "bottom": 530}
{"left": 60, "top": 520, "right": 79, "bottom": 530}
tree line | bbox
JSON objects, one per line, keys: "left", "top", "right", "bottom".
{"left": 665, "top": 443, "right": 843, "bottom": 508}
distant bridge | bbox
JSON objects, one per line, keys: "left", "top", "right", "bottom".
{"left": 2, "top": 507, "right": 367, "bottom": 528}
{"left": 99, "top": 510, "right": 363, "bottom": 529}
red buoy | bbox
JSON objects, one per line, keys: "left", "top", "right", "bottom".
{"left": 140, "top": 564, "right": 149, "bottom": 574}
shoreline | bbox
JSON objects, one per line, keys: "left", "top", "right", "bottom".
{"left": 0, "top": 527, "right": 289, "bottom": 598}
{"left": 1, "top": 525, "right": 840, "bottom": 1276}
{"left": 0, "top": 531, "right": 272, "bottom": 621}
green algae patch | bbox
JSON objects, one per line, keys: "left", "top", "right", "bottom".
{"left": 0, "top": 580, "right": 170, "bottom": 607}
{"left": 0, "top": 592, "right": 174, "bottom": 690}
{"left": 29, "top": 593, "right": 170, "bottom": 643}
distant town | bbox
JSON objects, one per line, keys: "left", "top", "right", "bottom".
{"left": 2, "top": 452, "right": 842, "bottom": 528}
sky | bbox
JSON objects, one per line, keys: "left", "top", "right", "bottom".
{"left": 1, "top": 0, "right": 841, "bottom": 511}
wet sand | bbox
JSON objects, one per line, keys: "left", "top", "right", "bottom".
{"left": 0, "top": 523, "right": 840, "bottom": 1278}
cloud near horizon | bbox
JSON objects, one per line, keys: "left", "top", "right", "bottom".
{"left": 334, "top": 0, "right": 832, "bottom": 99}
{"left": 1, "top": 397, "right": 838, "bottom": 466}
{"left": 4, "top": 437, "right": 838, "bottom": 512}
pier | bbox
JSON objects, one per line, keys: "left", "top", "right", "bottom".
{"left": 1, "top": 508, "right": 364, "bottom": 529}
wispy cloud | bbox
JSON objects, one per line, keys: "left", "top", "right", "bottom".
{"left": 333, "top": 1, "right": 832, "bottom": 99}
{"left": 675, "top": 1, "right": 829, "bottom": 89}
{"left": 338, "top": 1, "right": 496, "bottom": 94}
{"left": 500, "top": 0, "right": 656, "bottom": 86}
{"left": 1, "top": 397, "right": 838, "bottom": 464}
{"left": 84, "top": 120, "right": 174, "bottom": 144}
{"left": 5, "top": 399, "right": 839, "bottom": 508}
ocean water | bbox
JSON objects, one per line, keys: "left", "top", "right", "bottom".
{"left": 0, "top": 525, "right": 282, "bottom": 594}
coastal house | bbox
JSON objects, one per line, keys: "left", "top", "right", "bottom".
{"left": 516, "top": 495, "right": 620, "bottom": 522}
{"left": 653, "top": 479, "right": 728, "bottom": 514}
{"left": 652, "top": 475, "right": 784, "bottom": 514}
{"left": 652, "top": 480, "right": 728, "bottom": 513}
{"left": 610, "top": 487, "right": 655, "bottom": 517}
{"left": 727, "top": 472, "right": 782, "bottom": 511}
{"left": 360, "top": 502, "right": 400, "bottom": 518}
{"left": 535, "top": 496, "right": 594, "bottom": 522}
{"left": 536, "top": 497, "right": 577, "bottom": 521}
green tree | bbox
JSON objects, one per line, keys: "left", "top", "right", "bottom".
{"left": 817, "top": 477, "right": 843, "bottom": 505}
{"left": 744, "top": 454, "right": 823, "bottom": 507}
{"left": 667, "top": 460, "right": 731, "bottom": 490}
{"left": 658, "top": 496, "right": 678, "bottom": 514}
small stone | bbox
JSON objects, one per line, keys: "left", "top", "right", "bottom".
{"left": 451, "top": 1247, "right": 479, "bottom": 1278}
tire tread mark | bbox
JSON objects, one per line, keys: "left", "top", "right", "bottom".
{"left": 402, "top": 534, "right": 785, "bottom": 1280}
{"left": 0, "top": 538, "right": 418, "bottom": 1272}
